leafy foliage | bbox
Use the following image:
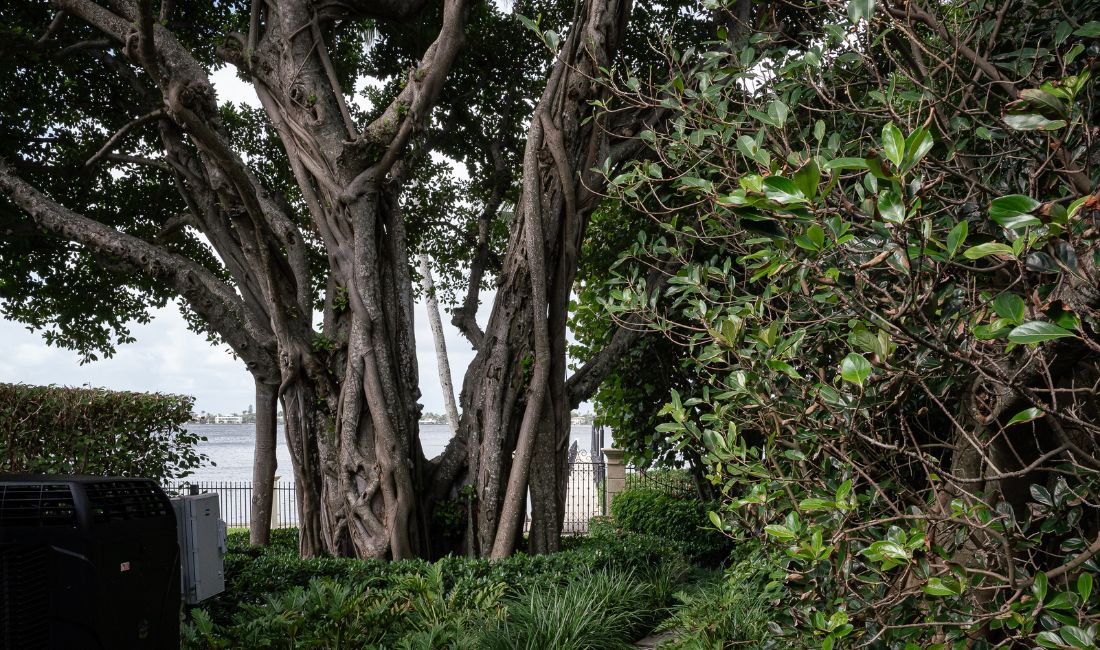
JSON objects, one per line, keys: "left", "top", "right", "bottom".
{"left": 610, "top": 487, "right": 731, "bottom": 564}
{"left": 594, "top": 0, "right": 1100, "bottom": 645}
{"left": 0, "top": 382, "right": 204, "bottom": 481}
{"left": 186, "top": 527, "right": 693, "bottom": 648}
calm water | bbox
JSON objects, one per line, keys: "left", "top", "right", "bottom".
{"left": 185, "top": 423, "right": 599, "bottom": 483}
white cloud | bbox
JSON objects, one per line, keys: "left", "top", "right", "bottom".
{"left": 0, "top": 292, "right": 490, "bottom": 417}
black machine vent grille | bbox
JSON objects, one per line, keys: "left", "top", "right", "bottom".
{"left": 85, "top": 480, "right": 171, "bottom": 522}
{"left": 0, "top": 544, "right": 50, "bottom": 649}
{"left": 0, "top": 484, "right": 76, "bottom": 527}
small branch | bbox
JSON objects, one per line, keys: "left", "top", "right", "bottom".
{"left": 137, "top": 0, "right": 161, "bottom": 78}
{"left": 85, "top": 108, "right": 165, "bottom": 168}
{"left": 159, "top": 0, "right": 175, "bottom": 25}
{"left": 36, "top": 10, "right": 68, "bottom": 47}
{"left": 342, "top": 0, "right": 472, "bottom": 200}
{"left": 310, "top": 16, "right": 358, "bottom": 139}
{"left": 54, "top": 39, "right": 111, "bottom": 59}
{"left": 104, "top": 153, "right": 171, "bottom": 171}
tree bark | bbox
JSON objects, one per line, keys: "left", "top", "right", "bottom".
{"left": 448, "top": 0, "right": 636, "bottom": 558}
{"left": 249, "top": 380, "right": 280, "bottom": 545}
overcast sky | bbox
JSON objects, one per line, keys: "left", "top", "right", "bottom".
{"left": 0, "top": 68, "right": 502, "bottom": 416}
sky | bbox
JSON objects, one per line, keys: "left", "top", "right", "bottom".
{"left": 0, "top": 68, "right": 500, "bottom": 416}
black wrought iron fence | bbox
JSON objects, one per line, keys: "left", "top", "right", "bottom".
{"left": 164, "top": 460, "right": 608, "bottom": 533}
{"left": 161, "top": 480, "right": 299, "bottom": 528}
{"left": 560, "top": 461, "right": 605, "bottom": 534}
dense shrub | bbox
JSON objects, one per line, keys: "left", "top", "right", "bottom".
{"left": 0, "top": 382, "right": 205, "bottom": 481}
{"left": 610, "top": 488, "right": 731, "bottom": 564}
{"left": 595, "top": 0, "right": 1100, "bottom": 643}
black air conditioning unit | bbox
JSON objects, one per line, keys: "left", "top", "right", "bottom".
{"left": 0, "top": 476, "right": 180, "bottom": 649}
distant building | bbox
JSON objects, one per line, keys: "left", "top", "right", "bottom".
{"left": 214, "top": 414, "right": 244, "bottom": 424}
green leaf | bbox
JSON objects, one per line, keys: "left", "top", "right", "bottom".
{"left": 736, "top": 135, "right": 759, "bottom": 161}
{"left": 835, "top": 480, "right": 853, "bottom": 504}
{"left": 1074, "top": 21, "right": 1100, "bottom": 37}
{"left": 992, "top": 293, "right": 1026, "bottom": 325}
{"left": 877, "top": 189, "right": 905, "bottom": 224}
{"left": 824, "top": 157, "right": 868, "bottom": 171}
{"left": 1032, "top": 485, "right": 1054, "bottom": 507}
{"left": 1007, "top": 321, "right": 1076, "bottom": 344}
{"left": 881, "top": 122, "right": 905, "bottom": 168}
{"left": 902, "top": 127, "right": 934, "bottom": 171}
{"left": 946, "top": 221, "right": 968, "bottom": 258}
{"left": 1034, "top": 571, "right": 1049, "bottom": 601}
{"left": 962, "top": 243, "right": 1015, "bottom": 260}
{"left": 1078, "top": 573, "right": 1093, "bottom": 602}
{"left": 847, "top": 0, "right": 875, "bottom": 24}
{"left": 840, "top": 353, "right": 872, "bottom": 388}
{"left": 989, "top": 195, "right": 1042, "bottom": 230}
{"left": 707, "top": 510, "right": 723, "bottom": 531}
{"left": 763, "top": 177, "right": 806, "bottom": 204}
{"left": 767, "top": 100, "right": 789, "bottom": 126}
{"left": 1061, "top": 625, "right": 1094, "bottom": 649}
{"left": 764, "top": 524, "right": 797, "bottom": 541}
{"left": 923, "top": 577, "right": 960, "bottom": 597}
{"left": 1004, "top": 113, "right": 1067, "bottom": 131}
{"left": 793, "top": 159, "right": 821, "bottom": 200}
{"left": 1007, "top": 407, "right": 1044, "bottom": 426}
{"left": 1035, "top": 631, "right": 1064, "bottom": 649}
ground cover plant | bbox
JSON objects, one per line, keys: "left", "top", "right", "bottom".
{"left": 183, "top": 527, "right": 744, "bottom": 649}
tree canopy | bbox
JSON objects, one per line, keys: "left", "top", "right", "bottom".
{"left": 0, "top": 0, "right": 702, "bottom": 560}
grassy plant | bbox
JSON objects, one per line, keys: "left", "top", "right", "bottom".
{"left": 480, "top": 569, "right": 652, "bottom": 650}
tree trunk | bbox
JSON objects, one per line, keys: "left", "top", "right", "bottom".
{"left": 249, "top": 379, "right": 280, "bottom": 546}
{"left": 420, "top": 254, "right": 461, "bottom": 433}
{"left": 454, "top": 0, "right": 636, "bottom": 558}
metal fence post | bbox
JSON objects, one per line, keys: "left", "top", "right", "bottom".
{"left": 602, "top": 448, "right": 625, "bottom": 515}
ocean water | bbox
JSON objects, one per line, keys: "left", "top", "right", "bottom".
{"left": 185, "top": 423, "right": 599, "bottom": 483}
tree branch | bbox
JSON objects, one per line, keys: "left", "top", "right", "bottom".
{"left": 85, "top": 108, "right": 166, "bottom": 167}
{"left": 342, "top": 0, "right": 473, "bottom": 200}
{"left": 0, "top": 161, "right": 277, "bottom": 368}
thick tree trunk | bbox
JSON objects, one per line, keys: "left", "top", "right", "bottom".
{"left": 455, "top": 0, "right": 636, "bottom": 558}
{"left": 249, "top": 380, "right": 280, "bottom": 545}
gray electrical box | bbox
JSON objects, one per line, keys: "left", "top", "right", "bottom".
{"left": 171, "top": 493, "right": 227, "bottom": 604}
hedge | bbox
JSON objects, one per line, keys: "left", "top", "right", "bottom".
{"left": 0, "top": 382, "right": 205, "bottom": 481}
{"left": 609, "top": 487, "right": 732, "bottom": 564}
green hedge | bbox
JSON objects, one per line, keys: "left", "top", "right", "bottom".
{"left": 610, "top": 487, "right": 732, "bottom": 564}
{"left": 0, "top": 382, "right": 205, "bottom": 482}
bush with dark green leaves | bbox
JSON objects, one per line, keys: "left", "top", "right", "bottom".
{"left": 0, "top": 382, "right": 204, "bottom": 481}
{"left": 593, "top": 0, "right": 1100, "bottom": 644}
{"left": 610, "top": 488, "right": 731, "bottom": 564}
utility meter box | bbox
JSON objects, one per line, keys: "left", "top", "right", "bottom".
{"left": 171, "top": 493, "right": 227, "bottom": 604}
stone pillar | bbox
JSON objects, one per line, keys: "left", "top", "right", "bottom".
{"left": 602, "top": 448, "right": 625, "bottom": 515}
{"left": 270, "top": 476, "right": 280, "bottom": 529}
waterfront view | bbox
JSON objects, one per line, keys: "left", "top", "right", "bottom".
{"left": 184, "top": 422, "right": 601, "bottom": 483}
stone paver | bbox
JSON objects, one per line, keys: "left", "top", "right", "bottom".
{"left": 634, "top": 630, "right": 678, "bottom": 649}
